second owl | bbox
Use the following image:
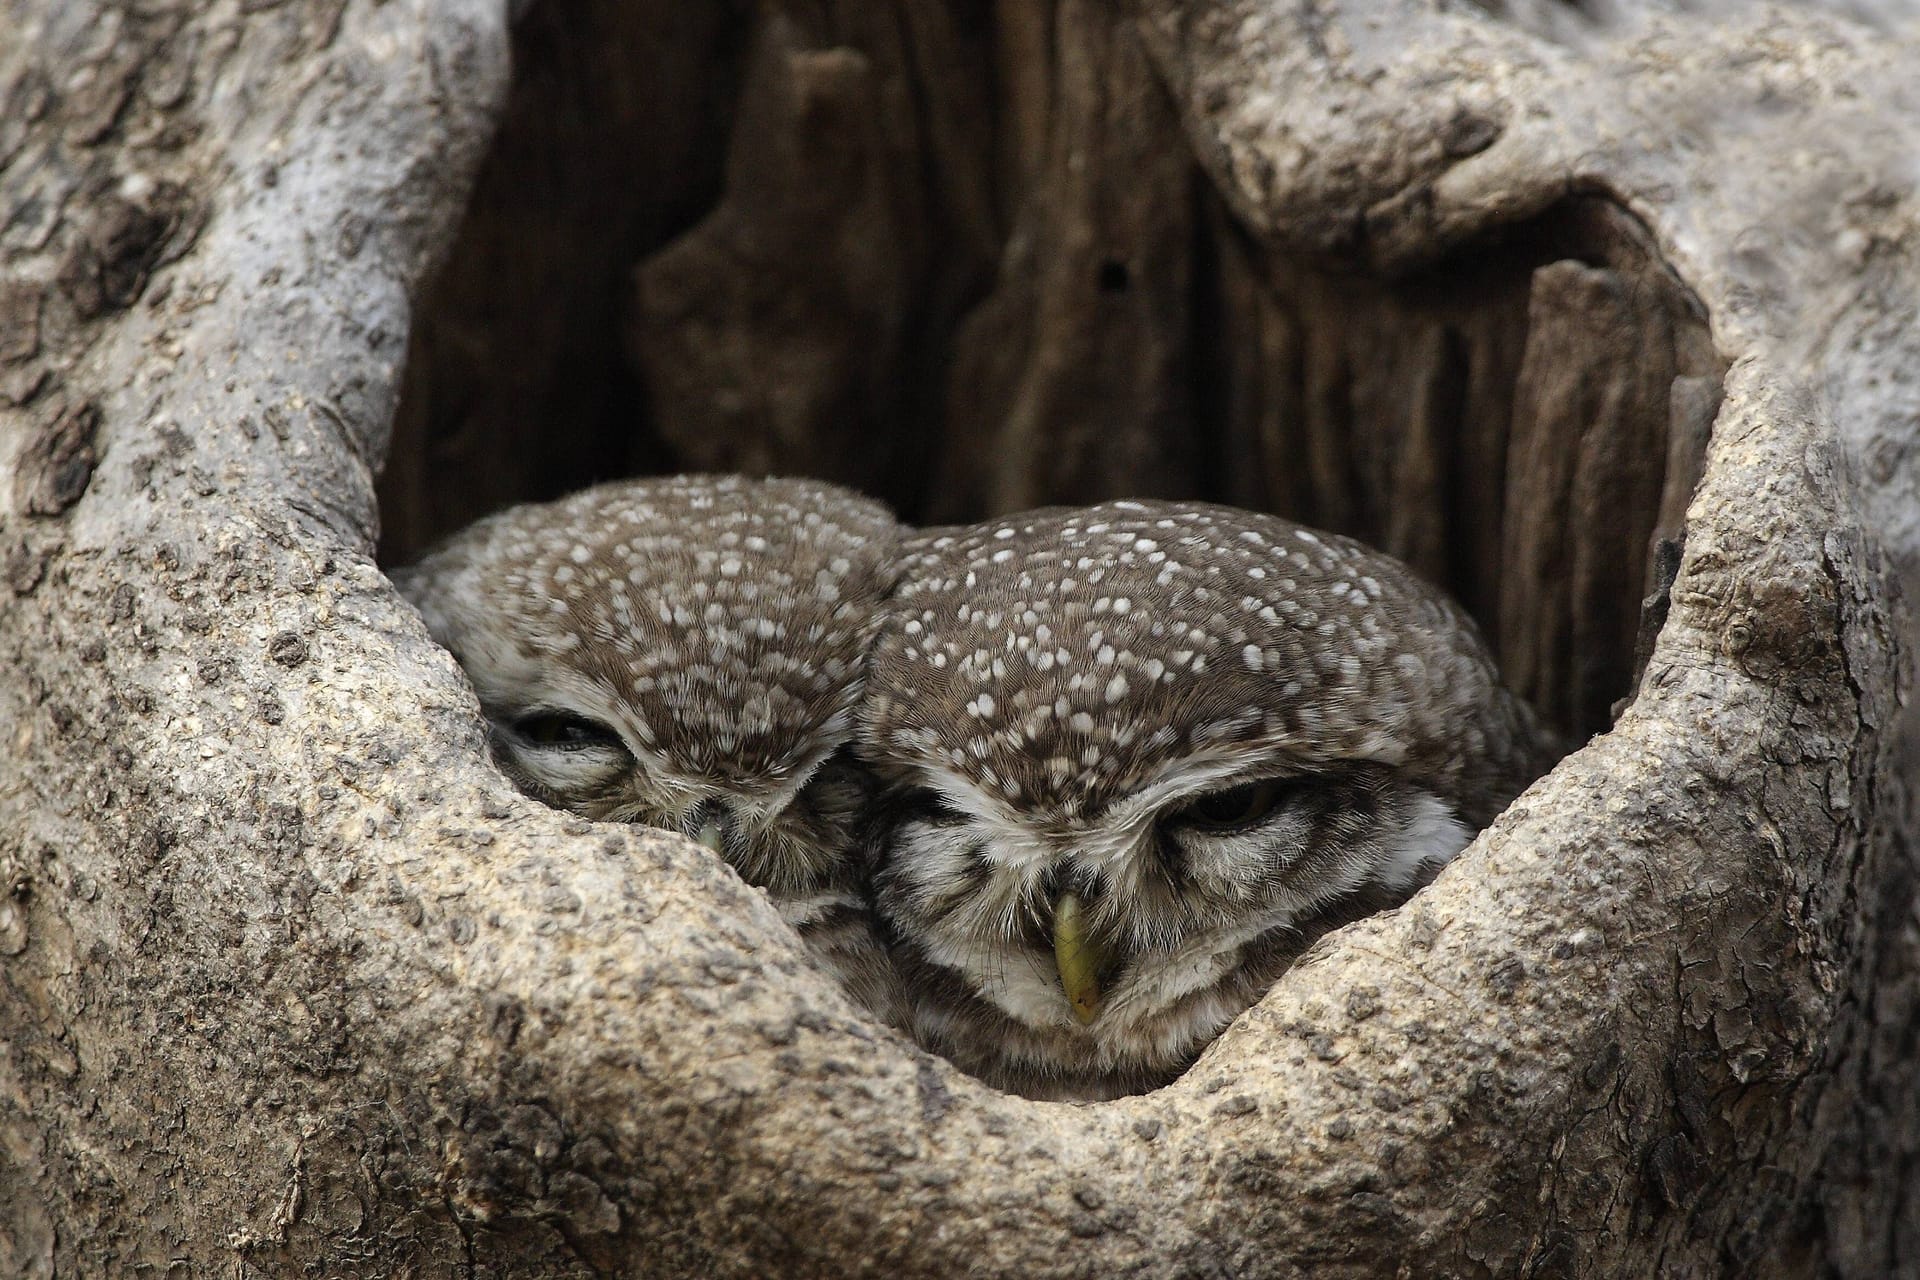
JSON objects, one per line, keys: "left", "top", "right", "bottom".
{"left": 393, "top": 475, "right": 906, "bottom": 1023}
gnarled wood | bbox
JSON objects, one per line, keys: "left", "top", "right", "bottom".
{"left": 2, "top": 1, "right": 1916, "bottom": 1276}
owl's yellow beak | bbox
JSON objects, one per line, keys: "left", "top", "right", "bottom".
{"left": 1052, "top": 892, "right": 1110, "bottom": 1025}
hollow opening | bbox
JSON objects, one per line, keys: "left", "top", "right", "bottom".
{"left": 378, "top": 1, "right": 1720, "bottom": 747}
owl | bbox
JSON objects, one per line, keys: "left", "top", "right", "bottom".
{"left": 858, "top": 500, "right": 1557, "bottom": 1099}
{"left": 392, "top": 474, "right": 905, "bottom": 1020}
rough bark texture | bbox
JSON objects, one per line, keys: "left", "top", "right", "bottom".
{"left": 1, "top": 1, "right": 1916, "bottom": 1277}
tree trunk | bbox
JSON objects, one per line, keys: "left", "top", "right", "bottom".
{"left": 3, "top": 1, "right": 1917, "bottom": 1276}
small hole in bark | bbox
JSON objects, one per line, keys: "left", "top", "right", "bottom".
{"left": 378, "top": 6, "right": 1722, "bottom": 748}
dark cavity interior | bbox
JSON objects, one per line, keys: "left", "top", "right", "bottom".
{"left": 378, "top": 2, "right": 1721, "bottom": 742}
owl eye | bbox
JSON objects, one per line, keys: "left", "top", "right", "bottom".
{"left": 509, "top": 711, "right": 624, "bottom": 751}
{"left": 1171, "top": 778, "right": 1295, "bottom": 832}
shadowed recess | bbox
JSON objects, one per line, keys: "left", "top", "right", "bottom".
{"left": 379, "top": 1, "right": 1720, "bottom": 742}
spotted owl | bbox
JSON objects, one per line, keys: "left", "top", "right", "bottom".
{"left": 858, "top": 500, "right": 1557, "bottom": 1099}
{"left": 392, "top": 474, "right": 905, "bottom": 1020}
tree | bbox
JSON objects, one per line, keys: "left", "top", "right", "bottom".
{"left": 3, "top": 0, "right": 1916, "bottom": 1274}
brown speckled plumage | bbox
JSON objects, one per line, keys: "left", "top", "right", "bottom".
{"left": 864, "top": 501, "right": 1545, "bottom": 830}
{"left": 859, "top": 500, "right": 1557, "bottom": 1099}
{"left": 398, "top": 482, "right": 1555, "bottom": 1099}
{"left": 392, "top": 475, "right": 906, "bottom": 1022}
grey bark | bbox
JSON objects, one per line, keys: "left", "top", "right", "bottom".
{"left": 1, "top": 1, "right": 1917, "bottom": 1277}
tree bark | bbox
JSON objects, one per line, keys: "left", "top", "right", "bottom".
{"left": 2, "top": 1, "right": 1916, "bottom": 1277}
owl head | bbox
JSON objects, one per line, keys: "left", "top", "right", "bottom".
{"left": 857, "top": 500, "right": 1554, "bottom": 1098}
{"left": 393, "top": 475, "right": 901, "bottom": 897}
